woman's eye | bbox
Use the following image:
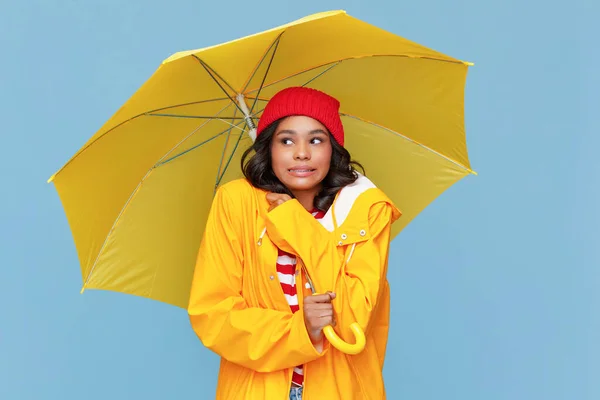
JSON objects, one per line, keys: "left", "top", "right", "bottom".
{"left": 281, "top": 138, "right": 293, "bottom": 145}
{"left": 311, "top": 138, "right": 323, "bottom": 144}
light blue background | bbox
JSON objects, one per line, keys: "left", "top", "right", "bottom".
{"left": 1, "top": 0, "right": 597, "bottom": 399}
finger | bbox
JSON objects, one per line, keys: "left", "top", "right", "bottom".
{"left": 305, "top": 308, "right": 333, "bottom": 317}
{"left": 305, "top": 299, "right": 330, "bottom": 307}
{"left": 306, "top": 292, "right": 336, "bottom": 301}
{"left": 305, "top": 293, "right": 334, "bottom": 303}
{"left": 316, "top": 316, "right": 334, "bottom": 328}
{"left": 307, "top": 316, "right": 333, "bottom": 329}
{"left": 304, "top": 303, "right": 334, "bottom": 311}
{"left": 267, "top": 193, "right": 287, "bottom": 200}
{"left": 318, "top": 310, "right": 334, "bottom": 318}
{"left": 266, "top": 193, "right": 280, "bottom": 203}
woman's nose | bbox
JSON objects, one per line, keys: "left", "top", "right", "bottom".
{"left": 294, "top": 142, "right": 311, "bottom": 160}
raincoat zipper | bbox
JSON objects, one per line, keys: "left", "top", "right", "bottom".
{"left": 297, "top": 257, "right": 312, "bottom": 400}
{"left": 259, "top": 225, "right": 309, "bottom": 399}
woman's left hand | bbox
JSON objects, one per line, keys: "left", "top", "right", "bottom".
{"left": 266, "top": 193, "right": 292, "bottom": 211}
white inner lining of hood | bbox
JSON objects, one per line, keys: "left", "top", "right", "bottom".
{"left": 318, "top": 173, "right": 376, "bottom": 232}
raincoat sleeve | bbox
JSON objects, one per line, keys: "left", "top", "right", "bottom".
{"left": 187, "top": 185, "right": 326, "bottom": 373}
{"left": 265, "top": 198, "right": 397, "bottom": 336}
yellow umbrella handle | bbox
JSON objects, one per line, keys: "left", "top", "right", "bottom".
{"left": 308, "top": 289, "right": 366, "bottom": 354}
{"left": 322, "top": 323, "right": 366, "bottom": 355}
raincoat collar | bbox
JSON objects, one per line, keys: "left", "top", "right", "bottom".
{"left": 255, "top": 173, "right": 401, "bottom": 247}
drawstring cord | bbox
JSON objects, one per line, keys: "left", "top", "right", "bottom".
{"left": 301, "top": 242, "right": 357, "bottom": 294}
{"left": 346, "top": 243, "right": 356, "bottom": 265}
{"left": 257, "top": 227, "right": 267, "bottom": 246}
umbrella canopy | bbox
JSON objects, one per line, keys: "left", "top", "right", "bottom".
{"left": 48, "top": 10, "right": 475, "bottom": 308}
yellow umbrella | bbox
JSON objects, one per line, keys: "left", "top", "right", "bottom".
{"left": 48, "top": 10, "right": 474, "bottom": 327}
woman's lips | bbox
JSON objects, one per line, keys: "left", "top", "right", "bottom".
{"left": 288, "top": 168, "right": 316, "bottom": 177}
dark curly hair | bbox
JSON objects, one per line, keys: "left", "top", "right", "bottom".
{"left": 240, "top": 118, "right": 365, "bottom": 211}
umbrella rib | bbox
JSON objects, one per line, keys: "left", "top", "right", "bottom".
{"left": 298, "top": 61, "right": 341, "bottom": 88}
{"left": 214, "top": 124, "right": 246, "bottom": 193}
{"left": 340, "top": 113, "right": 476, "bottom": 175}
{"left": 191, "top": 55, "right": 249, "bottom": 118}
{"left": 155, "top": 119, "right": 247, "bottom": 168}
{"left": 209, "top": 118, "right": 246, "bottom": 132}
{"left": 215, "top": 105, "right": 267, "bottom": 189}
{"left": 143, "top": 97, "right": 232, "bottom": 113}
{"left": 215, "top": 107, "right": 239, "bottom": 188}
{"left": 47, "top": 97, "right": 232, "bottom": 183}
{"left": 147, "top": 113, "right": 247, "bottom": 132}
{"left": 80, "top": 102, "right": 235, "bottom": 292}
{"left": 241, "top": 32, "right": 285, "bottom": 94}
{"left": 243, "top": 96, "right": 270, "bottom": 102}
{"left": 156, "top": 100, "right": 233, "bottom": 166}
{"left": 191, "top": 55, "right": 238, "bottom": 95}
{"left": 154, "top": 105, "right": 265, "bottom": 169}
{"left": 249, "top": 36, "right": 281, "bottom": 115}
{"left": 244, "top": 53, "right": 470, "bottom": 95}
{"left": 146, "top": 113, "right": 247, "bottom": 120}
{"left": 244, "top": 60, "right": 340, "bottom": 95}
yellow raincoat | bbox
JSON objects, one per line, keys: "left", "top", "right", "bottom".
{"left": 188, "top": 174, "right": 401, "bottom": 399}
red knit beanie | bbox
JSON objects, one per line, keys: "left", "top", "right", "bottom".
{"left": 256, "top": 87, "right": 345, "bottom": 146}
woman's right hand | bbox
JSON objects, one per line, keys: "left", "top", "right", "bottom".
{"left": 303, "top": 292, "right": 336, "bottom": 345}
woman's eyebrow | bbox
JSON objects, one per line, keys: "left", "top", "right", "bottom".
{"left": 276, "top": 129, "right": 296, "bottom": 136}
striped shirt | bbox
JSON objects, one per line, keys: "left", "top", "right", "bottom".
{"left": 276, "top": 208, "right": 326, "bottom": 387}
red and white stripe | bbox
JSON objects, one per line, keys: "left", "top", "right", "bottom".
{"left": 276, "top": 209, "right": 326, "bottom": 387}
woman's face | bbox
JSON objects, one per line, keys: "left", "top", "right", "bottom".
{"left": 270, "top": 115, "right": 332, "bottom": 195}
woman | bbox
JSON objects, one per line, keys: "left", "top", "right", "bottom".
{"left": 188, "top": 87, "right": 401, "bottom": 399}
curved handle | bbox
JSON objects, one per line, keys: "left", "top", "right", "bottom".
{"left": 309, "top": 292, "right": 366, "bottom": 355}
{"left": 322, "top": 323, "right": 366, "bottom": 355}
